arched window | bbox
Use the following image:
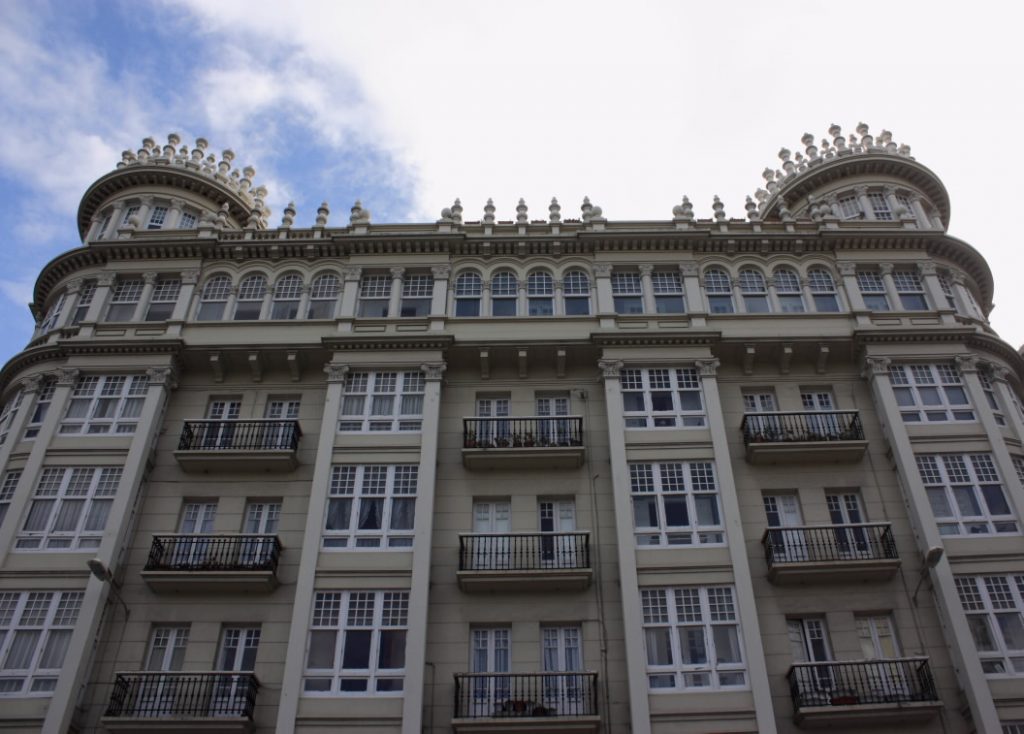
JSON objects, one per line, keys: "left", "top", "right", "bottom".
{"left": 738, "top": 269, "right": 769, "bottom": 312}
{"left": 197, "top": 275, "right": 231, "bottom": 321}
{"left": 527, "top": 272, "right": 554, "bottom": 316}
{"left": 271, "top": 274, "right": 303, "bottom": 319}
{"left": 774, "top": 268, "right": 804, "bottom": 313}
{"left": 562, "top": 270, "right": 590, "bottom": 316}
{"left": 234, "top": 274, "right": 267, "bottom": 320}
{"left": 454, "top": 272, "right": 482, "bottom": 317}
{"left": 807, "top": 268, "right": 839, "bottom": 312}
{"left": 491, "top": 272, "right": 517, "bottom": 316}
{"left": 704, "top": 268, "right": 734, "bottom": 314}
{"left": 308, "top": 273, "right": 340, "bottom": 319}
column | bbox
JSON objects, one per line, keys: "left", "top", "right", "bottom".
{"left": 388, "top": 267, "right": 405, "bottom": 318}
{"left": 78, "top": 273, "right": 115, "bottom": 337}
{"left": 552, "top": 278, "right": 564, "bottom": 317}
{"left": 593, "top": 264, "right": 614, "bottom": 319}
{"left": 950, "top": 272, "right": 985, "bottom": 321}
{"left": 854, "top": 185, "right": 873, "bottom": 220}
{"left": 135, "top": 195, "right": 153, "bottom": 230}
{"left": 638, "top": 264, "right": 655, "bottom": 314}
{"left": 917, "top": 262, "right": 955, "bottom": 323}
{"left": 836, "top": 262, "right": 866, "bottom": 312}
{"left": 44, "top": 365, "right": 178, "bottom": 734}
{"left": 53, "top": 278, "right": 84, "bottom": 331}
{"left": 696, "top": 358, "right": 778, "bottom": 734}
{"left": 878, "top": 262, "right": 901, "bottom": 309}
{"left": 731, "top": 275, "right": 744, "bottom": 313}
{"left": 338, "top": 266, "right": 362, "bottom": 324}
{"left": 401, "top": 362, "right": 445, "bottom": 734}
{"left": 862, "top": 356, "right": 1001, "bottom": 733}
{"left": 907, "top": 193, "right": 931, "bottom": 228}
{"left": 429, "top": 265, "right": 450, "bottom": 330}
{"left": 597, "top": 359, "right": 651, "bottom": 734}
{"left": 170, "top": 269, "right": 200, "bottom": 322}
{"left": 131, "top": 272, "right": 157, "bottom": 321}
{"left": 166, "top": 197, "right": 184, "bottom": 230}
{"left": 883, "top": 186, "right": 901, "bottom": 219}
{"left": 680, "top": 263, "right": 705, "bottom": 325}
{"left": 107, "top": 203, "right": 126, "bottom": 236}
{"left": 0, "top": 375, "right": 42, "bottom": 473}
{"left": 276, "top": 364, "right": 349, "bottom": 733}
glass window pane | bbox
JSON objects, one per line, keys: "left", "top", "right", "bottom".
{"left": 341, "top": 630, "right": 372, "bottom": 669}
{"left": 644, "top": 628, "right": 673, "bottom": 666}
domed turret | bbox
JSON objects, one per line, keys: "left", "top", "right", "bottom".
{"left": 75, "top": 134, "right": 270, "bottom": 242}
{"left": 753, "top": 123, "right": 950, "bottom": 230}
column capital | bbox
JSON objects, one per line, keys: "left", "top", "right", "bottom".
{"left": 837, "top": 262, "right": 857, "bottom": 277}
{"left": 695, "top": 358, "right": 720, "bottom": 377}
{"left": 593, "top": 263, "right": 613, "bottom": 278}
{"left": 56, "top": 367, "right": 80, "bottom": 386}
{"left": 169, "top": 197, "right": 185, "bottom": 210}
{"left": 180, "top": 269, "right": 201, "bottom": 285}
{"left": 989, "top": 365, "right": 1013, "bottom": 383}
{"left": 955, "top": 354, "right": 980, "bottom": 374}
{"left": 598, "top": 359, "right": 624, "bottom": 379}
{"left": 139, "top": 195, "right": 154, "bottom": 206}
{"left": 420, "top": 362, "right": 447, "bottom": 381}
{"left": 97, "top": 273, "right": 116, "bottom": 287}
{"left": 64, "top": 278, "right": 84, "bottom": 294}
{"left": 950, "top": 271, "right": 967, "bottom": 286}
{"left": 146, "top": 366, "right": 178, "bottom": 388}
{"left": 916, "top": 261, "right": 937, "bottom": 276}
{"left": 430, "top": 264, "right": 451, "bottom": 280}
{"left": 863, "top": 356, "right": 892, "bottom": 376}
{"left": 853, "top": 185, "right": 869, "bottom": 197}
{"left": 637, "top": 264, "right": 654, "bottom": 276}
{"left": 341, "top": 266, "right": 362, "bottom": 282}
{"left": 19, "top": 374, "right": 43, "bottom": 393}
{"left": 142, "top": 272, "right": 159, "bottom": 285}
{"left": 679, "top": 262, "right": 699, "bottom": 277}
{"left": 878, "top": 262, "right": 894, "bottom": 276}
{"left": 390, "top": 267, "right": 406, "bottom": 279}
{"left": 882, "top": 185, "right": 897, "bottom": 197}
{"left": 324, "top": 363, "right": 350, "bottom": 383}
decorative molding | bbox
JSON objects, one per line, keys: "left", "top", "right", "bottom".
{"left": 592, "top": 264, "right": 612, "bottom": 277}
{"left": 55, "top": 367, "right": 80, "bottom": 386}
{"left": 916, "top": 261, "right": 937, "bottom": 276}
{"left": 954, "top": 354, "right": 979, "bottom": 374}
{"left": 420, "top": 362, "right": 447, "bottom": 381}
{"left": 145, "top": 366, "right": 178, "bottom": 389}
{"left": 598, "top": 359, "right": 623, "bottom": 379}
{"left": 324, "top": 363, "right": 350, "bottom": 383}
{"left": 19, "top": 374, "right": 43, "bottom": 393}
{"left": 431, "top": 265, "right": 452, "bottom": 279}
{"left": 863, "top": 356, "right": 892, "bottom": 376}
{"left": 837, "top": 262, "right": 857, "bottom": 277}
{"left": 695, "top": 358, "right": 720, "bottom": 377}
{"left": 180, "top": 269, "right": 201, "bottom": 285}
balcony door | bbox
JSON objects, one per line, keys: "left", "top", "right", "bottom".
{"left": 211, "top": 626, "right": 260, "bottom": 716}
{"left": 473, "top": 501, "right": 510, "bottom": 569}
{"left": 136, "top": 626, "right": 189, "bottom": 716}
{"left": 542, "top": 625, "right": 583, "bottom": 714}
{"left": 763, "top": 494, "right": 806, "bottom": 562}
{"left": 476, "top": 398, "right": 510, "bottom": 447}
{"left": 240, "top": 501, "right": 281, "bottom": 568}
{"left": 471, "top": 628, "right": 510, "bottom": 714}
{"left": 262, "top": 399, "right": 299, "bottom": 448}
{"left": 539, "top": 499, "right": 577, "bottom": 568}
{"left": 536, "top": 394, "right": 570, "bottom": 446}
{"left": 743, "top": 392, "right": 779, "bottom": 438}
{"left": 826, "top": 491, "right": 869, "bottom": 558}
{"left": 788, "top": 618, "right": 834, "bottom": 702}
{"left": 801, "top": 390, "right": 839, "bottom": 438}
{"left": 173, "top": 502, "right": 217, "bottom": 567}
{"left": 203, "top": 399, "right": 241, "bottom": 448}
{"left": 855, "top": 614, "right": 908, "bottom": 698}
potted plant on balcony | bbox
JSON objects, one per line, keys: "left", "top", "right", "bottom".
{"left": 465, "top": 431, "right": 478, "bottom": 448}
{"left": 523, "top": 432, "right": 536, "bottom": 447}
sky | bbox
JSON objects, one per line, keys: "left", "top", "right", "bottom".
{"left": 1, "top": 0, "right": 1023, "bottom": 366}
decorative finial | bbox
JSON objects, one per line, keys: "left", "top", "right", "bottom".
{"left": 483, "top": 198, "right": 496, "bottom": 225}
{"left": 281, "top": 202, "right": 296, "bottom": 228}
{"left": 549, "top": 197, "right": 561, "bottom": 223}
{"left": 350, "top": 200, "right": 370, "bottom": 224}
{"left": 745, "top": 196, "right": 759, "bottom": 221}
{"left": 316, "top": 201, "right": 330, "bottom": 227}
{"left": 672, "top": 196, "right": 694, "bottom": 222}
{"left": 516, "top": 198, "right": 528, "bottom": 224}
{"left": 581, "top": 196, "right": 593, "bottom": 222}
{"left": 451, "top": 198, "right": 463, "bottom": 224}
{"left": 712, "top": 196, "right": 726, "bottom": 221}
{"left": 216, "top": 202, "right": 230, "bottom": 228}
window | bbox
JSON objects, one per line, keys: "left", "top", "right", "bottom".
{"left": 0, "top": 470, "right": 20, "bottom": 529}
{"left": 105, "top": 278, "right": 143, "bottom": 321}
{"left": 39, "top": 293, "right": 65, "bottom": 334}
{"left": 738, "top": 269, "right": 769, "bottom": 313}
{"left": 562, "top": 270, "right": 590, "bottom": 315}
{"left": 179, "top": 211, "right": 197, "bottom": 229}
{"left": 630, "top": 462, "right": 723, "bottom": 546}
{"left": 16, "top": 466, "right": 122, "bottom": 550}
{"left": 304, "top": 590, "right": 408, "bottom": 694}
{"left": 807, "top": 268, "right": 840, "bottom": 312}
{"left": 196, "top": 275, "right": 231, "bottom": 321}
{"left": 979, "top": 370, "right": 1006, "bottom": 426}
{"left": 917, "top": 454, "right": 1017, "bottom": 535}
{"left": 889, "top": 363, "right": 974, "bottom": 422}
{"left": 652, "top": 271, "right": 685, "bottom": 314}
{"left": 60, "top": 374, "right": 149, "bottom": 435}
{"left": 0, "top": 390, "right": 22, "bottom": 446}
{"left": 774, "top": 268, "right": 805, "bottom": 312}
{"left": 621, "top": 367, "right": 705, "bottom": 428}
{"left": 1013, "top": 455, "right": 1024, "bottom": 486}
{"left": 94, "top": 214, "right": 111, "bottom": 239}
{"left": 938, "top": 272, "right": 959, "bottom": 311}
{"left": 400, "top": 274, "right": 432, "bottom": 317}
{"left": 1004, "top": 723, "right": 1024, "bottom": 734}
{"left": 0, "top": 591, "right": 83, "bottom": 695}
{"left": 233, "top": 274, "right": 266, "bottom": 320}
{"left": 454, "top": 272, "right": 482, "bottom": 317}
{"left": 611, "top": 272, "right": 643, "bottom": 314}
{"left": 307, "top": 273, "right": 340, "bottom": 319}
{"left": 70, "top": 280, "right": 96, "bottom": 325}
{"left": 893, "top": 269, "right": 927, "bottom": 310}
{"left": 144, "top": 278, "right": 181, "bottom": 321}
{"left": 121, "top": 205, "right": 139, "bottom": 226}
{"left": 269, "top": 274, "right": 302, "bottom": 320}
{"left": 147, "top": 206, "right": 168, "bottom": 230}
{"left": 857, "top": 270, "right": 890, "bottom": 311}
{"left": 358, "top": 274, "right": 391, "bottom": 317}
{"left": 527, "top": 272, "right": 554, "bottom": 316}
{"left": 704, "top": 268, "right": 734, "bottom": 313}
{"left": 641, "top": 586, "right": 745, "bottom": 690}
{"left": 837, "top": 195, "right": 861, "bottom": 220}
{"left": 23, "top": 380, "right": 54, "bottom": 440}
{"left": 324, "top": 465, "right": 417, "bottom": 548}
{"left": 490, "top": 272, "right": 517, "bottom": 316}
{"left": 956, "top": 575, "right": 1024, "bottom": 675}
{"left": 338, "top": 371, "right": 424, "bottom": 432}
{"left": 895, "top": 194, "right": 917, "bottom": 223}
{"left": 868, "top": 192, "right": 893, "bottom": 220}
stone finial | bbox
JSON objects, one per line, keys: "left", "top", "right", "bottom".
{"left": 712, "top": 196, "right": 726, "bottom": 221}
{"left": 215, "top": 202, "right": 230, "bottom": 228}
{"left": 857, "top": 122, "right": 873, "bottom": 148}
{"left": 581, "top": 196, "right": 593, "bottom": 222}
{"left": 483, "top": 198, "right": 496, "bottom": 225}
{"left": 438, "top": 206, "right": 453, "bottom": 224}
{"left": 672, "top": 196, "right": 694, "bottom": 222}
{"left": 516, "top": 198, "right": 528, "bottom": 224}
{"left": 451, "top": 198, "right": 463, "bottom": 224}
{"left": 549, "top": 197, "right": 561, "bottom": 223}
{"left": 745, "top": 196, "right": 760, "bottom": 221}
{"left": 350, "top": 200, "right": 370, "bottom": 224}
{"left": 316, "top": 201, "right": 330, "bottom": 227}
{"left": 281, "top": 202, "right": 296, "bottom": 228}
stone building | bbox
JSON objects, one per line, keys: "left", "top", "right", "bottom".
{"left": 0, "top": 124, "right": 1022, "bottom": 733}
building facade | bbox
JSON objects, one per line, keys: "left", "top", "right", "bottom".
{"left": 0, "top": 125, "right": 1022, "bottom": 733}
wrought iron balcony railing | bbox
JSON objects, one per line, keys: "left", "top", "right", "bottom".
{"left": 463, "top": 416, "right": 583, "bottom": 449}
{"left": 104, "top": 672, "right": 259, "bottom": 719}
{"left": 145, "top": 534, "right": 282, "bottom": 572}
{"left": 741, "top": 411, "right": 864, "bottom": 444}
{"left": 763, "top": 523, "right": 898, "bottom": 567}
{"left": 788, "top": 658, "right": 938, "bottom": 709}
{"left": 454, "top": 672, "right": 598, "bottom": 719}
{"left": 178, "top": 419, "right": 301, "bottom": 451}
{"left": 459, "top": 533, "right": 591, "bottom": 572}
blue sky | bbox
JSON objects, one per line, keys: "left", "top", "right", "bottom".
{"left": 2, "top": 0, "right": 1023, "bottom": 366}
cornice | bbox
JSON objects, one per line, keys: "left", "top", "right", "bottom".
{"left": 855, "top": 328, "right": 1024, "bottom": 384}
{"left": 590, "top": 331, "right": 721, "bottom": 348}
{"left": 322, "top": 335, "right": 454, "bottom": 352}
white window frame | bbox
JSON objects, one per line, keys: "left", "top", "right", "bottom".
{"left": 562, "top": 270, "right": 590, "bottom": 315}
{"left": 0, "top": 591, "right": 83, "bottom": 696}
{"left": 652, "top": 271, "right": 685, "bottom": 314}
{"left": 956, "top": 575, "right": 1024, "bottom": 676}
{"left": 338, "top": 371, "right": 425, "bottom": 433}
{"left": 527, "top": 272, "right": 554, "bottom": 316}
{"left": 704, "top": 268, "right": 734, "bottom": 314}
{"left": 640, "top": 586, "right": 746, "bottom": 691}
{"left": 303, "top": 590, "right": 409, "bottom": 695}
{"left": 630, "top": 462, "right": 723, "bottom": 546}
{"left": 59, "top": 375, "right": 149, "bottom": 435}
{"left": 23, "top": 380, "right": 55, "bottom": 440}
{"left": 233, "top": 274, "right": 267, "bottom": 321}
{"left": 892, "top": 269, "right": 928, "bottom": 310}
{"left": 71, "top": 280, "right": 97, "bottom": 325}
{"left": 773, "top": 268, "right": 805, "bottom": 313}
{"left": 400, "top": 273, "right": 432, "bottom": 318}
{"left": 105, "top": 278, "right": 143, "bottom": 322}
{"left": 807, "top": 268, "right": 840, "bottom": 312}
{"left": 738, "top": 269, "right": 769, "bottom": 313}
{"left": 611, "top": 271, "right": 643, "bottom": 315}
{"left": 0, "top": 390, "right": 23, "bottom": 447}
{"left": 196, "top": 275, "right": 231, "bottom": 321}
{"left": 147, "top": 206, "right": 168, "bottom": 230}
{"left": 39, "top": 293, "right": 65, "bottom": 334}
{"left": 979, "top": 370, "right": 1007, "bottom": 426}
{"left": 15, "top": 467, "right": 122, "bottom": 551}
{"left": 621, "top": 367, "right": 706, "bottom": 429}
{"left": 0, "top": 470, "right": 20, "bottom": 530}
{"left": 323, "top": 465, "right": 417, "bottom": 549}
{"left": 357, "top": 274, "right": 392, "bottom": 318}
{"left": 490, "top": 272, "right": 518, "bottom": 317}
{"left": 889, "top": 363, "right": 974, "bottom": 423}
{"left": 868, "top": 192, "right": 893, "bottom": 220}
{"left": 917, "top": 453, "right": 1018, "bottom": 536}
{"left": 453, "top": 272, "right": 482, "bottom": 317}
{"left": 271, "top": 274, "right": 303, "bottom": 320}
{"left": 179, "top": 211, "right": 198, "bottom": 229}
{"left": 144, "top": 277, "right": 181, "bottom": 321}
{"left": 308, "top": 273, "right": 340, "bottom": 319}
{"left": 857, "top": 270, "right": 890, "bottom": 311}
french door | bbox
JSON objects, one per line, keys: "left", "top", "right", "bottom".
{"left": 263, "top": 399, "right": 299, "bottom": 448}
{"left": 743, "top": 392, "right": 780, "bottom": 437}
{"left": 137, "top": 626, "right": 189, "bottom": 715}
{"left": 788, "top": 618, "right": 834, "bottom": 700}
{"left": 211, "top": 627, "right": 260, "bottom": 715}
{"left": 473, "top": 501, "right": 511, "bottom": 569}
{"left": 476, "top": 398, "right": 510, "bottom": 446}
{"left": 173, "top": 502, "right": 217, "bottom": 567}
{"left": 542, "top": 626, "right": 583, "bottom": 714}
{"left": 826, "top": 492, "right": 870, "bottom": 557}
{"left": 539, "top": 499, "right": 577, "bottom": 568}
{"left": 240, "top": 501, "right": 281, "bottom": 567}
{"left": 763, "top": 495, "right": 806, "bottom": 562}
{"left": 471, "top": 628, "right": 510, "bottom": 713}
{"left": 856, "top": 614, "right": 908, "bottom": 697}
{"left": 801, "top": 390, "right": 839, "bottom": 437}
{"left": 203, "top": 400, "right": 241, "bottom": 448}
{"left": 536, "top": 395, "right": 570, "bottom": 445}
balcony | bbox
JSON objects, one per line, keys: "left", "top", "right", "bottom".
{"left": 788, "top": 659, "right": 941, "bottom": 727}
{"left": 101, "top": 672, "right": 259, "bottom": 733}
{"left": 457, "top": 533, "right": 592, "bottom": 592}
{"left": 763, "top": 524, "right": 900, "bottom": 583}
{"left": 140, "top": 535, "right": 282, "bottom": 593}
{"left": 452, "top": 672, "right": 600, "bottom": 734}
{"left": 741, "top": 411, "right": 867, "bottom": 464}
{"left": 174, "top": 420, "right": 301, "bottom": 473}
{"left": 462, "top": 417, "right": 584, "bottom": 470}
